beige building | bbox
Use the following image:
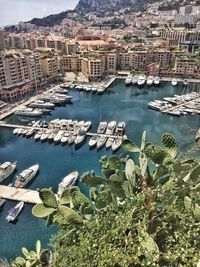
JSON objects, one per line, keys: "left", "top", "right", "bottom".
{"left": 41, "top": 56, "right": 59, "bottom": 78}
{"left": 60, "top": 55, "right": 82, "bottom": 73}
{"left": 82, "top": 57, "right": 105, "bottom": 80}
{"left": 175, "top": 57, "right": 197, "bottom": 76}
{"left": 106, "top": 53, "right": 117, "bottom": 73}
{"left": 0, "top": 29, "right": 10, "bottom": 50}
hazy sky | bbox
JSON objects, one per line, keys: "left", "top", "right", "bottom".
{"left": 0, "top": 0, "right": 79, "bottom": 26}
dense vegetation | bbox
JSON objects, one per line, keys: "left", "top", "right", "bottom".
{"left": 4, "top": 132, "right": 200, "bottom": 266}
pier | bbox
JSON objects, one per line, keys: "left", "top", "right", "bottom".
{"left": 0, "top": 123, "right": 125, "bottom": 140}
{"left": 0, "top": 185, "right": 41, "bottom": 204}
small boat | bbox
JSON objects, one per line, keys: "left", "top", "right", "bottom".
{"left": 54, "top": 130, "right": 64, "bottom": 143}
{"left": 68, "top": 133, "right": 76, "bottom": 145}
{"left": 106, "top": 121, "right": 116, "bottom": 135}
{"left": 13, "top": 128, "right": 20, "bottom": 135}
{"left": 96, "top": 136, "right": 107, "bottom": 149}
{"left": 34, "top": 131, "right": 43, "bottom": 141}
{"left": 147, "top": 76, "right": 154, "bottom": 86}
{"left": 106, "top": 137, "right": 114, "bottom": 149}
{"left": 81, "top": 121, "right": 92, "bottom": 132}
{"left": 40, "top": 131, "right": 50, "bottom": 142}
{"left": 171, "top": 79, "right": 178, "bottom": 86}
{"left": 29, "top": 101, "right": 55, "bottom": 109}
{"left": 6, "top": 201, "right": 24, "bottom": 223}
{"left": 125, "top": 74, "right": 133, "bottom": 85}
{"left": 58, "top": 171, "right": 79, "bottom": 196}
{"left": 74, "top": 131, "right": 87, "bottom": 148}
{"left": 0, "top": 197, "right": 6, "bottom": 208}
{"left": 167, "top": 110, "right": 181, "bottom": 117}
{"left": 26, "top": 129, "right": 35, "bottom": 138}
{"left": 132, "top": 75, "right": 138, "bottom": 85}
{"left": 88, "top": 136, "right": 98, "bottom": 149}
{"left": 15, "top": 108, "right": 43, "bottom": 117}
{"left": 97, "top": 122, "right": 108, "bottom": 134}
{"left": 14, "top": 164, "right": 39, "bottom": 188}
{"left": 112, "top": 138, "right": 122, "bottom": 152}
{"left": 61, "top": 133, "right": 70, "bottom": 144}
{"left": 154, "top": 77, "right": 160, "bottom": 85}
{"left": 137, "top": 74, "right": 146, "bottom": 86}
{"left": 115, "top": 122, "right": 126, "bottom": 135}
{"left": 0, "top": 162, "right": 17, "bottom": 183}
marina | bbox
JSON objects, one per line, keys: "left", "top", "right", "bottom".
{"left": 0, "top": 80, "right": 199, "bottom": 259}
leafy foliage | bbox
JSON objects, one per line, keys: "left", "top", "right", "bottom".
{"left": 12, "top": 132, "right": 200, "bottom": 266}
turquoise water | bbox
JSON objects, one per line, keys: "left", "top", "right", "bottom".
{"left": 0, "top": 80, "right": 199, "bottom": 259}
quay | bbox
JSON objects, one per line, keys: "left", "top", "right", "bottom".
{"left": 0, "top": 185, "right": 41, "bottom": 204}
{"left": 0, "top": 123, "right": 125, "bottom": 140}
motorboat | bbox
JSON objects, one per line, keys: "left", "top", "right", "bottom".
{"left": 106, "top": 121, "right": 116, "bottom": 135}
{"left": 154, "top": 77, "right": 160, "bottom": 85}
{"left": 137, "top": 74, "right": 146, "bottom": 86}
{"left": 61, "top": 133, "right": 70, "bottom": 144}
{"left": 97, "top": 87, "right": 105, "bottom": 94}
{"left": 147, "top": 76, "right": 154, "bottom": 86}
{"left": 106, "top": 137, "right": 114, "bottom": 149}
{"left": 15, "top": 108, "right": 43, "bottom": 117}
{"left": 17, "top": 128, "right": 24, "bottom": 136}
{"left": 81, "top": 121, "right": 92, "bottom": 132}
{"left": 14, "top": 164, "right": 39, "bottom": 188}
{"left": 0, "top": 197, "right": 6, "bottom": 208}
{"left": 68, "top": 133, "right": 76, "bottom": 145}
{"left": 58, "top": 171, "right": 79, "bottom": 196}
{"left": 115, "top": 122, "right": 126, "bottom": 135}
{"left": 26, "top": 129, "right": 35, "bottom": 138}
{"left": 131, "top": 75, "right": 138, "bottom": 85}
{"left": 13, "top": 128, "right": 20, "bottom": 135}
{"left": 29, "top": 100, "right": 55, "bottom": 109}
{"left": 54, "top": 130, "right": 64, "bottom": 143}
{"left": 112, "top": 138, "right": 122, "bottom": 152}
{"left": 96, "top": 136, "right": 107, "bottom": 149}
{"left": 74, "top": 131, "right": 87, "bottom": 148}
{"left": 167, "top": 110, "right": 181, "bottom": 117}
{"left": 40, "top": 131, "right": 50, "bottom": 142}
{"left": 0, "top": 162, "right": 17, "bottom": 183}
{"left": 125, "top": 74, "right": 133, "bottom": 85}
{"left": 97, "top": 122, "right": 107, "bottom": 134}
{"left": 171, "top": 79, "right": 178, "bottom": 86}
{"left": 6, "top": 201, "right": 24, "bottom": 223}
{"left": 34, "top": 131, "right": 43, "bottom": 141}
{"left": 88, "top": 136, "right": 99, "bottom": 149}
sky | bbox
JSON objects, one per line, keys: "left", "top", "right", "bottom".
{"left": 0, "top": 0, "right": 79, "bottom": 26}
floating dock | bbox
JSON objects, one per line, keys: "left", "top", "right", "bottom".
{"left": 0, "top": 185, "right": 41, "bottom": 204}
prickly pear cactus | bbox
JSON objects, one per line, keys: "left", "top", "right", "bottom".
{"left": 161, "top": 133, "right": 178, "bottom": 159}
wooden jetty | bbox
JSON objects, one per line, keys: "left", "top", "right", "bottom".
{"left": 0, "top": 185, "right": 41, "bottom": 204}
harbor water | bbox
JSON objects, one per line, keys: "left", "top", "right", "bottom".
{"left": 0, "top": 80, "right": 199, "bottom": 259}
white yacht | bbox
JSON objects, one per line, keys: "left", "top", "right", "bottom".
{"left": 112, "top": 139, "right": 122, "bottom": 152}
{"left": 137, "top": 74, "right": 146, "bottom": 86}
{"left": 88, "top": 136, "right": 99, "bottom": 149}
{"left": 96, "top": 136, "right": 107, "bottom": 149}
{"left": 132, "top": 75, "right": 138, "bottom": 85}
{"left": 147, "top": 76, "right": 154, "bottom": 86}
{"left": 34, "top": 131, "right": 43, "bottom": 141}
{"left": 29, "top": 101, "right": 55, "bottom": 109}
{"left": 74, "top": 131, "right": 87, "bottom": 147}
{"left": 97, "top": 122, "right": 107, "bottom": 134}
{"left": 58, "top": 171, "right": 79, "bottom": 196}
{"left": 106, "top": 137, "right": 114, "bottom": 149}
{"left": 40, "top": 131, "right": 50, "bottom": 142}
{"left": 171, "top": 79, "right": 178, "bottom": 86}
{"left": 6, "top": 201, "right": 24, "bottom": 223}
{"left": 125, "top": 74, "right": 133, "bottom": 85}
{"left": 0, "top": 162, "right": 17, "bottom": 182}
{"left": 54, "top": 130, "right": 64, "bottom": 143}
{"left": 68, "top": 133, "right": 76, "bottom": 145}
{"left": 81, "top": 121, "right": 92, "bottom": 132}
{"left": 106, "top": 121, "right": 116, "bottom": 135}
{"left": 115, "top": 122, "right": 126, "bottom": 135}
{"left": 14, "top": 164, "right": 39, "bottom": 188}
{"left": 154, "top": 77, "right": 160, "bottom": 85}
{"left": 61, "top": 133, "right": 70, "bottom": 144}
{"left": 15, "top": 108, "right": 43, "bottom": 117}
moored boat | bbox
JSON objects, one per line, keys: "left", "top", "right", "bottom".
{"left": 154, "top": 76, "right": 160, "bottom": 85}
{"left": 15, "top": 108, "right": 43, "bottom": 117}
{"left": 137, "top": 74, "right": 146, "bottom": 86}
{"left": 112, "top": 138, "right": 122, "bottom": 152}
{"left": 88, "top": 136, "right": 99, "bottom": 149}
{"left": 6, "top": 201, "right": 24, "bottom": 223}
{"left": 14, "top": 164, "right": 39, "bottom": 188}
{"left": 171, "top": 79, "right": 178, "bottom": 86}
{"left": 58, "top": 171, "right": 79, "bottom": 195}
{"left": 147, "top": 76, "right": 154, "bottom": 86}
{"left": 0, "top": 161, "right": 17, "bottom": 183}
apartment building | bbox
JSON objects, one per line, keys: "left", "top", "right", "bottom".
{"left": 82, "top": 57, "right": 105, "bottom": 80}
{"left": 175, "top": 57, "right": 197, "bottom": 77}
{"left": 41, "top": 56, "right": 59, "bottom": 78}
{"left": 160, "top": 29, "right": 200, "bottom": 44}
{"left": 0, "top": 29, "right": 10, "bottom": 50}
{"left": 0, "top": 80, "right": 35, "bottom": 102}
{"left": 60, "top": 55, "right": 82, "bottom": 73}
{"left": 106, "top": 53, "right": 118, "bottom": 73}
{"left": 0, "top": 53, "right": 6, "bottom": 86}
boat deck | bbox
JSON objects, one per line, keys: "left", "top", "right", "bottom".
{"left": 0, "top": 185, "right": 41, "bottom": 204}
